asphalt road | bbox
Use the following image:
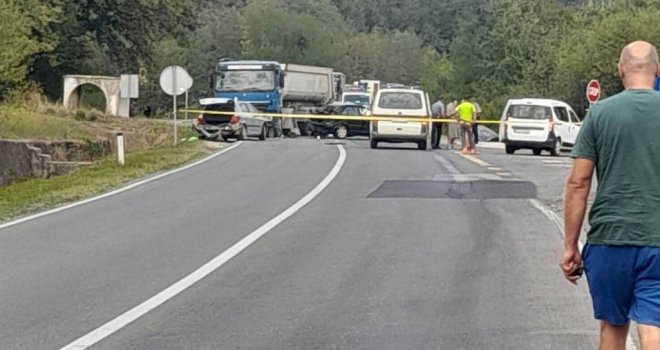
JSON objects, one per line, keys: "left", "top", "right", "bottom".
{"left": 0, "top": 138, "right": 599, "bottom": 349}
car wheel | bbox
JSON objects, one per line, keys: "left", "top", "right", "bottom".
{"left": 334, "top": 125, "right": 348, "bottom": 139}
{"left": 550, "top": 138, "right": 561, "bottom": 156}
{"left": 259, "top": 124, "right": 267, "bottom": 141}
{"left": 370, "top": 139, "right": 378, "bottom": 149}
{"left": 505, "top": 145, "right": 516, "bottom": 155}
{"left": 418, "top": 141, "right": 427, "bottom": 150}
{"left": 237, "top": 125, "right": 247, "bottom": 141}
{"left": 533, "top": 148, "right": 542, "bottom": 156}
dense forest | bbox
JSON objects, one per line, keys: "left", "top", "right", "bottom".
{"left": 3, "top": 0, "right": 660, "bottom": 117}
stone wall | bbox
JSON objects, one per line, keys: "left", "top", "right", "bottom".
{"left": 0, "top": 139, "right": 112, "bottom": 186}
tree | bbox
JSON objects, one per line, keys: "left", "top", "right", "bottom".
{"left": 0, "top": 0, "right": 58, "bottom": 95}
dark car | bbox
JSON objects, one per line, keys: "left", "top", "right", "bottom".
{"left": 308, "top": 103, "right": 369, "bottom": 139}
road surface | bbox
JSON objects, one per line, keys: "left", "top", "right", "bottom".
{"left": 0, "top": 139, "right": 599, "bottom": 349}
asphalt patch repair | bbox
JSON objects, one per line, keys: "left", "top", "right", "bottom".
{"left": 368, "top": 180, "right": 537, "bottom": 200}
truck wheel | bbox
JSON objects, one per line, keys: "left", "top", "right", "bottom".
{"left": 238, "top": 125, "right": 247, "bottom": 141}
{"left": 334, "top": 125, "right": 348, "bottom": 139}
{"left": 259, "top": 125, "right": 267, "bottom": 141}
{"left": 370, "top": 139, "right": 378, "bottom": 149}
{"left": 533, "top": 148, "right": 542, "bottom": 156}
{"left": 418, "top": 141, "right": 427, "bottom": 150}
{"left": 505, "top": 145, "right": 516, "bottom": 155}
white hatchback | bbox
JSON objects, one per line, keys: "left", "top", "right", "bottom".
{"left": 370, "top": 89, "right": 431, "bottom": 150}
{"left": 498, "top": 98, "right": 582, "bottom": 156}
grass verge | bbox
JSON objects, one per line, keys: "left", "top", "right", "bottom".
{"left": 0, "top": 141, "right": 209, "bottom": 221}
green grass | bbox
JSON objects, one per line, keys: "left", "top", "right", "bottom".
{"left": 0, "top": 141, "right": 208, "bottom": 221}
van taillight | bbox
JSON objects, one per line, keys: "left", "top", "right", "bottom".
{"left": 372, "top": 120, "right": 378, "bottom": 132}
{"left": 230, "top": 115, "right": 241, "bottom": 124}
{"left": 421, "top": 122, "right": 428, "bottom": 133}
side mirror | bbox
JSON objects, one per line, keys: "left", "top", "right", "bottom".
{"left": 210, "top": 73, "right": 218, "bottom": 91}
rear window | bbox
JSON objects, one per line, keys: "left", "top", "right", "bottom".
{"left": 343, "top": 95, "right": 370, "bottom": 105}
{"left": 377, "top": 92, "right": 423, "bottom": 110}
{"left": 204, "top": 103, "right": 234, "bottom": 112}
{"left": 506, "top": 105, "right": 552, "bottom": 120}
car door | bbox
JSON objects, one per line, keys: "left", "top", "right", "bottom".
{"left": 552, "top": 106, "right": 570, "bottom": 145}
{"left": 239, "top": 103, "right": 257, "bottom": 133}
{"left": 567, "top": 109, "right": 581, "bottom": 146}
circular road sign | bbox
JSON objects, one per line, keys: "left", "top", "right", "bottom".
{"left": 159, "top": 65, "right": 193, "bottom": 96}
{"left": 586, "top": 79, "right": 601, "bottom": 104}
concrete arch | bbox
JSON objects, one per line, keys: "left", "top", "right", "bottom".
{"left": 63, "top": 75, "right": 120, "bottom": 116}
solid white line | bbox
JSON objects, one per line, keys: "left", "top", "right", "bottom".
{"left": 488, "top": 167, "right": 503, "bottom": 171}
{"left": 542, "top": 159, "right": 569, "bottom": 164}
{"left": 528, "top": 199, "right": 638, "bottom": 350}
{"left": 459, "top": 153, "right": 492, "bottom": 167}
{"left": 57, "top": 145, "right": 347, "bottom": 350}
{"left": 495, "top": 172, "right": 512, "bottom": 177}
{"left": 0, "top": 142, "right": 244, "bottom": 231}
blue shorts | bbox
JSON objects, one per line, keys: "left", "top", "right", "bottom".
{"left": 583, "top": 243, "right": 660, "bottom": 327}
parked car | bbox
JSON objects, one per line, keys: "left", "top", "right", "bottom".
{"left": 341, "top": 91, "right": 372, "bottom": 110}
{"left": 308, "top": 103, "right": 369, "bottom": 139}
{"left": 193, "top": 97, "right": 272, "bottom": 141}
{"left": 370, "top": 88, "right": 431, "bottom": 150}
{"left": 498, "top": 98, "right": 581, "bottom": 156}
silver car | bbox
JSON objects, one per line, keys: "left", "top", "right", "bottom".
{"left": 193, "top": 97, "right": 273, "bottom": 141}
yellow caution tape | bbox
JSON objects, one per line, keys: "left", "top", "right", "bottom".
{"left": 180, "top": 109, "right": 503, "bottom": 124}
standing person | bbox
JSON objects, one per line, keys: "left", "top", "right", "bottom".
{"left": 446, "top": 99, "right": 460, "bottom": 149}
{"left": 561, "top": 41, "right": 660, "bottom": 350}
{"left": 431, "top": 99, "right": 445, "bottom": 149}
{"left": 455, "top": 98, "right": 477, "bottom": 154}
{"left": 471, "top": 98, "right": 482, "bottom": 145}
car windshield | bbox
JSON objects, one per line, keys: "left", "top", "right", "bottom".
{"left": 378, "top": 92, "right": 423, "bottom": 110}
{"left": 507, "top": 104, "right": 552, "bottom": 120}
{"left": 343, "top": 95, "right": 370, "bottom": 105}
{"left": 216, "top": 70, "right": 275, "bottom": 92}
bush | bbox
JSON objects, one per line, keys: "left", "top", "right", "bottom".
{"left": 73, "top": 110, "right": 87, "bottom": 120}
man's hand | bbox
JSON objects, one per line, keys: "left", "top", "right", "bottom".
{"left": 560, "top": 246, "right": 583, "bottom": 285}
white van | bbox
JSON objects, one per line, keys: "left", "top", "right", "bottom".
{"left": 499, "top": 98, "right": 582, "bottom": 156}
{"left": 370, "top": 88, "right": 431, "bottom": 150}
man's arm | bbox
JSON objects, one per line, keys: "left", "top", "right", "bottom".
{"left": 561, "top": 158, "right": 595, "bottom": 284}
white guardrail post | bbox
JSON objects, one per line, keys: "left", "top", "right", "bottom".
{"left": 117, "top": 132, "right": 125, "bottom": 165}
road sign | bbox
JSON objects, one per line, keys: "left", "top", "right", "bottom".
{"left": 159, "top": 66, "right": 194, "bottom": 145}
{"left": 586, "top": 80, "right": 601, "bottom": 104}
{"left": 159, "top": 66, "right": 193, "bottom": 96}
{"left": 119, "top": 74, "right": 139, "bottom": 99}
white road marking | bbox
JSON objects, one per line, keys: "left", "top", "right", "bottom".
{"left": 488, "top": 167, "right": 503, "bottom": 171}
{"left": 57, "top": 145, "right": 347, "bottom": 350}
{"left": 495, "top": 172, "right": 512, "bottom": 177}
{"left": 544, "top": 164, "right": 572, "bottom": 168}
{"left": 528, "top": 199, "right": 639, "bottom": 350}
{"left": 542, "top": 159, "right": 570, "bottom": 164}
{"left": 0, "top": 142, "right": 244, "bottom": 231}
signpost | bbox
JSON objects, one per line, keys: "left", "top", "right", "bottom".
{"left": 586, "top": 79, "right": 601, "bottom": 105}
{"left": 159, "top": 66, "right": 193, "bottom": 145}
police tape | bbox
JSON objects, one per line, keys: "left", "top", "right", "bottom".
{"left": 179, "top": 109, "right": 503, "bottom": 124}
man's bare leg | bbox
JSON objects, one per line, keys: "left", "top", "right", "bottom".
{"left": 600, "top": 322, "right": 629, "bottom": 350}
{"left": 639, "top": 324, "right": 660, "bottom": 350}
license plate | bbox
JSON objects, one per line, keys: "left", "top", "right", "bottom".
{"left": 514, "top": 129, "right": 530, "bottom": 134}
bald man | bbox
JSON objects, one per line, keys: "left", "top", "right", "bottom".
{"left": 561, "top": 41, "right": 660, "bottom": 350}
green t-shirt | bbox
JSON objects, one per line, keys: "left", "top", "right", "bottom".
{"left": 456, "top": 102, "right": 475, "bottom": 122}
{"left": 572, "top": 89, "right": 660, "bottom": 246}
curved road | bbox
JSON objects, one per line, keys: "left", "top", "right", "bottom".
{"left": 0, "top": 139, "right": 597, "bottom": 349}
